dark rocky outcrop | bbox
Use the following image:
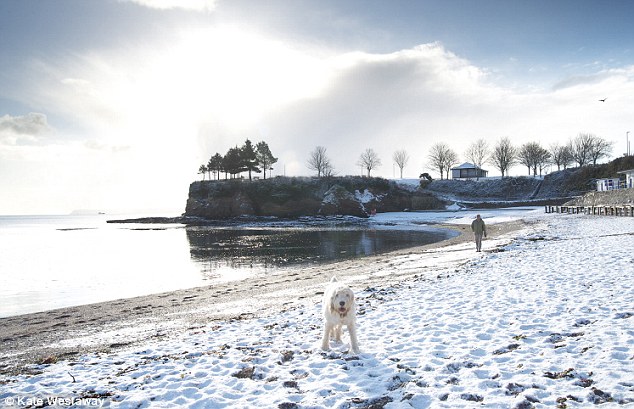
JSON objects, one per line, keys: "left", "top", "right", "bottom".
{"left": 184, "top": 176, "right": 446, "bottom": 219}
{"left": 318, "top": 185, "right": 367, "bottom": 217}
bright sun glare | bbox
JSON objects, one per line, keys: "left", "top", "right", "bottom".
{"left": 141, "top": 27, "right": 331, "bottom": 129}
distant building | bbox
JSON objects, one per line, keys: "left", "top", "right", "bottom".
{"left": 596, "top": 177, "right": 622, "bottom": 191}
{"left": 617, "top": 169, "right": 634, "bottom": 189}
{"left": 451, "top": 162, "right": 488, "bottom": 180}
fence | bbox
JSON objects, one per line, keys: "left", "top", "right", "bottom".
{"left": 545, "top": 205, "right": 634, "bottom": 217}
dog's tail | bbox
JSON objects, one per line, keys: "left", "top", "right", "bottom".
{"left": 330, "top": 276, "right": 338, "bottom": 283}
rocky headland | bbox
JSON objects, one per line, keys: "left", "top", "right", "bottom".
{"left": 184, "top": 176, "right": 446, "bottom": 219}
{"left": 110, "top": 156, "right": 634, "bottom": 223}
{"left": 181, "top": 168, "right": 594, "bottom": 220}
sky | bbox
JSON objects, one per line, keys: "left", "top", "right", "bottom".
{"left": 1, "top": 0, "right": 634, "bottom": 215}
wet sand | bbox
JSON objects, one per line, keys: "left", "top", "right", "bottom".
{"left": 0, "top": 220, "right": 528, "bottom": 376}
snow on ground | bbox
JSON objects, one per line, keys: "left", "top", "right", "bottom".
{"left": 1, "top": 210, "right": 633, "bottom": 408}
{"left": 370, "top": 207, "right": 537, "bottom": 228}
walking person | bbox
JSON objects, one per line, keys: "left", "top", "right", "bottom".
{"left": 471, "top": 214, "right": 487, "bottom": 252}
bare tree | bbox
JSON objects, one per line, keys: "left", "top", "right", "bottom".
{"left": 322, "top": 161, "right": 334, "bottom": 177}
{"left": 569, "top": 133, "right": 595, "bottom": 167}
{"left": 307, "top": 146, "right": 333, "bottom": 178}
{"left": 589, "top": 136, "right": 613, "bottom": 165}
{"left": 489, "top": 137, "right": 517, "bottom": 177}
{"left": 550, "top": 143, "right": 573, "bottom": 171}
{"left": 517, "top": 143, "right": 534, "bottom": 175}
{"left": 518, "top": 142, "right": 549, "bottom": 176}
{"left": 358, "top": 148, "right": 382, "bottom": 177}
{"left": 536, "top": 146, "right": 551, "bottom": 176}
{"left": 444, "top": 149, "right": 459, "bottom": 179}
{"left": 392, "top": 149, "right": 409, "bottom": 179}
{"left": 428, "top": 143, "right": 458, "bottom": 180}
{"left": 464, "top": 138, "right": 490, "bottom": 180}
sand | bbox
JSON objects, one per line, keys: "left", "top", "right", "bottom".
{"left": 0, "top": 220, "right": 527, "bottom": 376}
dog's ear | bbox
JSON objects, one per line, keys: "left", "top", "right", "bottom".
{"left": 329, "top": 291, "right": 337, "bottom": 312}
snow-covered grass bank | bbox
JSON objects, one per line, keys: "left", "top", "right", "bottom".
{"left": 1, "top": 211, "right": 633, "bottom": 408}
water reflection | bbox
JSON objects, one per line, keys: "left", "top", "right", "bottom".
{"left": 185, "top": 226, "right": 454, "bottom": 279}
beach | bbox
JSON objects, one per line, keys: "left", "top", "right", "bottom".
{"left": 1, "top": 210, "right": 632, "bottom": 408}
{"left": 0, "top": 218, "right": 501, "bottom": 375}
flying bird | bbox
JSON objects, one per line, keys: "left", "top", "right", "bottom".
{"left": 599, "top": 98, "right": 607, "bottom": 102}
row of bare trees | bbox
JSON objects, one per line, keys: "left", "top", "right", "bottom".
{"left": 207, "top": 133, "right": 613, "bottom": 181}
{"left": 429, "top": 133, "right": 613, "bottom": 179}
{"left": 307, "top": 146, "right": 411, "bottom": 178}
{"left": 307, "top": 133, "right": 613, "bottom": 180}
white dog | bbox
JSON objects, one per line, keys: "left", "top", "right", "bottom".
{"left": 321, "top": 276, "right": 360, "bottom": 354}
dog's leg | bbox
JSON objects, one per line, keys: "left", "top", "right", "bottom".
{"left": 347, "top": 323, "right": 360, "bottom": 354}
{"left": 329, "top": 325, "right": 336, "bottom": 341}
{"left": 321, "top": 322, "right": 333, "bottom": 351}
{"left": 333, "top": 324, "right": 342, "bottom": 343}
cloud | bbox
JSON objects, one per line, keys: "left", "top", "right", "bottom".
{"left": 14, "top": 32, "right": 634, "bottom": 186}
{"left": 254, "top": 43, "right": 504, "bottom": 175}
{"left": 0, "top": 112, "right": 50, "bottom": 135}
{"left": 84, "top": 139, "right": 131, "bottom": 153}
{"left": 0, "top": 113, "right": 52, "bottom": 145}
{"left": 122, "top": 0, "right": 217, "bottom": 12}
{"left": 552, "top": 72, "right": 614, "bottom": 91}
{"left": 21, "top": 26, "right": 333, "bottom": 142}
{"left": 235, "top": 43, "right": 634, "bottom": 177}
{"left": 552, "top": 66, "right": 634, "bottom": 91}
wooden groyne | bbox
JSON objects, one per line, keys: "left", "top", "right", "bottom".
{"left": 545, "top": 205, "right": 634, "bottom": 217}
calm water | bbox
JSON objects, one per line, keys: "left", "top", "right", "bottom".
{"left": 0, "top": 214, "right": 454, "bottom": 317}
{"left": 187, "top": 226, "right": 452, "bottom": 274}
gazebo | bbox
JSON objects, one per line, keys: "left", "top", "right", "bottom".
{"left": 451, "top": 162, "right": 488, "bottom": 180}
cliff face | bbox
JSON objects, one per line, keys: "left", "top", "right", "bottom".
{"left": 185, "top": 176, "right": 446, "bottom": 219}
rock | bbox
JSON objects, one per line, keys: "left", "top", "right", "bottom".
{"left": 232, "top": 192, "right": 255, "bottom": 216}
{"left": 319, "top": 185, "right": 368, "bottom": 217}
{"left": 184, "top": 177, "right": 446, "bottom": 220}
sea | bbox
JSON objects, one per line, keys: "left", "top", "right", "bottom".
{"left": 0, "top": 213, "right": 455, "bottom": 318}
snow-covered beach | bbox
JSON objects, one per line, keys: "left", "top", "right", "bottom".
{"left": 1, "top": 209, "right": 633, "bottom": 408}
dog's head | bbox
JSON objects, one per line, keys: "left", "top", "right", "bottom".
{"left": 330, "top": 286, "right": 355, "bottom": 317}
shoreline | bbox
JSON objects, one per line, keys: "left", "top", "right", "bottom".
{"left": 0, "top": 220, "right": 528, "bottom": 376}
